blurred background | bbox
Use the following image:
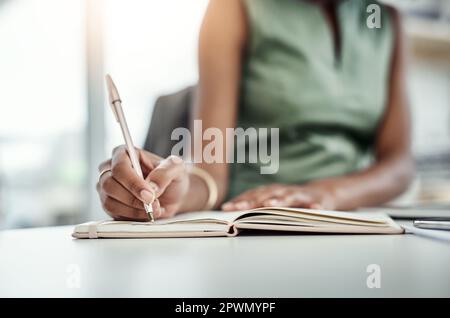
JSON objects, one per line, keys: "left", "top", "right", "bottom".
{"left": 0, "top": 0, "right": 449, "bottom": 229}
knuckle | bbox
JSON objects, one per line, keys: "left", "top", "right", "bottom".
{"left": 111, "top": 162, "right": 125, "bottom": 178}
{"left": 167, "top": 155, "right": 183, "bottom": 164}
{"left": 151, "top": 167, "right": 170, "bottom": 181}
{"left": 102, "top": 198, "right": 114, "bottom": 212}
{"left": 131, "top": 209, "right": 145, "bottom": 221}
{"left": 157, "top": 163, "right": 172, "bottom": 173}
{"left": 98, "top": 159, "right": 111, "bottom": 172}
{"left": 130, "top": 196, "right": 142, "bottom": 208}
{"left": 102, "top": 177, "right": 114, "bottom": 193}
{"left": 112, "top": 145, "right": 125, "bottom": 155}
{"left": 129, "top": 180, "right": 143, "bottom": 194}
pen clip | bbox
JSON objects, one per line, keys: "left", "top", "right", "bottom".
{"left": 105, "top": 74, "right": 121, "bottom": 122}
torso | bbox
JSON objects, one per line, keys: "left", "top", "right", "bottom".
{"left": 228, "top": 0, "right": 395, "bottom": 198}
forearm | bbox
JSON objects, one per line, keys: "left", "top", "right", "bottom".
{"left": 309, "top": 154, "right": 415, "bottom": 210}
{"left": 181, "top": 0, "right": 245, "bottom": 213}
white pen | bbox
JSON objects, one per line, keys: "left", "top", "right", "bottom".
{"left": 105, "top": 74, "right": 155, "bottom": 222}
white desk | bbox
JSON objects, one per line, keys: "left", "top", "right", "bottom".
{"left": 1, "top": 224, "right": 450, "bottom": 297}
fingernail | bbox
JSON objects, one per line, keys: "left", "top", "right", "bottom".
{"left": 170, "top": 156, "right": 183, "bottom": 164}
{"left": 222, "top": 203, "right": 233, "bottom": 210}
{"left": 140, "top": 190, "right": 155, "bottom": 204}
{"left": 156, "top": 207, "right": 165, "bottom": 218}
{"left": 235, "top": 201, "right": 249, "bottom": 209}
{"left": 269, "top": 199, "right": 279, "bottom": 206}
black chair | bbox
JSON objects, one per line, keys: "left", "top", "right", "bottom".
{"left": 143, "top": 85, "right": 196, "bottom": 158}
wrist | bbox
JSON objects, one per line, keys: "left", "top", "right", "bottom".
{"left": 178, "top": 172, "right": 212, "bottom": 212}
{"left": 188, "top": 166, "right": 219, "bottom": 210}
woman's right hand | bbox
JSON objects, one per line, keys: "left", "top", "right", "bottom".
{"left": 97, "top": 146, "right": 189, "bottom": 221}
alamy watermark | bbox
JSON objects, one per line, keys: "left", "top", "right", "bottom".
{"left": 66, "top": 263, "right": 81, "bottom": 289}
{"left": 367, "top": 4, "right": 381, "bottom": 29}
{"left": 366, "top": 264, "right": 381, "bottom": 289}
{"left": 171, "top": 120, "right": 280, "bottom": 174}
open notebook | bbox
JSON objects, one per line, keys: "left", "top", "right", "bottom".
{"left": 72, "top": 207, "right": 404, "bottom": 239}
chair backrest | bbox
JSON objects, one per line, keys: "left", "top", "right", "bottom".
{"left": 143, "top": 86, "right": 196, "bottom": 158}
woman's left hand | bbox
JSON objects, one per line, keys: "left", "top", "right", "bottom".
{"left": 221, "top": 183, "right": 337, "bottom": 211}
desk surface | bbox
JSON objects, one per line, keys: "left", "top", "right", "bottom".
{"left": 1, "top": 224, "right": 450, "bottom": 297}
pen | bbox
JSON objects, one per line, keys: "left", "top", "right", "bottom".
{"left": 402, "top": 225, "right": 450, "bottom": 243}
{"left": 105, "top": 74, "right": 155, "bottom": 222}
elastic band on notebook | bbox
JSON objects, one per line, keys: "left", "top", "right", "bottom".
{"left": 87, "top": 221, "right": 103, "bottom": 239}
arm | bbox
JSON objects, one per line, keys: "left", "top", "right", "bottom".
{"left": 179, "top": 0, "right": 247, "bottom": 212}
{"left": 223, "top": 8, "right": 415, "bottom": 211}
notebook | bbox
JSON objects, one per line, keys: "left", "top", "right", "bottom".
{"left": 72, "top": 207, "right": 404, "bottom": 239}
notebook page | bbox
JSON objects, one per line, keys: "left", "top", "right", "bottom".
{"left": 249, "top": 207, "right": 389, "bottom": 224}
{"left": 73, "top": 210, "right": 247, "bottom": 236}
{"left": 236, "top": 214, "right": 390, "bottom": 227}
{"left": 95, "top": 220, "right": 228, "bottom": 233}
{"left": 161, "top": 210, "right": 246, "bottom": 224}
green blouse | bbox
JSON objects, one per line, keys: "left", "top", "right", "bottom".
{"left": 228, "top": 0, "right": 394, "bottom": 198}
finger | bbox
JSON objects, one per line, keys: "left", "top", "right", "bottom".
{"left": 234, "top": 197, "right": 270, "bottom": 210}
{"left": 221, "top": 190, "right": 260, "bottom": 211}
{"left": 262, "top": 196, "right": 293, "bottom": 207}
{"left": 98, "top": 159, "right": 112, "bottom": 172}
{"left": 111, "top": 146, "right": 157, "bottom": 205}
{"left": 262, "top": 198, "right": 290, "bottom": 207}
{"left": 137, "top": 148, "right": 162, "bottom": 176}
{"left": 225, "top": 184, "right": 283, "bottom": 204}
{"left": 112, "top": 145, "right": 162, "bottom": 175}
{"left": 263, "top": 191, "right": 313, "bottom": 208}
{"left": 222, "top": 186, "right": 287, "bottom": 211}
{"left": 247, "top": 188, "right": 289, "bottom": 209}
{"left": 151, "top": 199, "right": 162, "bottom": 218}
{"left": 289, "top": 192, "right": 315, "bottom": 208}
{"left": 222, "top": 201, "right": 251, "bottom": 211}
{"left": 224, "top": 188, "right": 262, "bottom": 205}
{"left": 222, "top": 196, "right": 259, "bottom": 211}
{"left": 146, "top": 155, "right": 186, "bottom": 197}
{"left": 100, "top": 192, "right": 147, "bottom": 221}
{"left": 158, "top": 204, "right": 178, "bottom": 219}
{"left": 100, "top": 172, "right": 144, "bottom": 209}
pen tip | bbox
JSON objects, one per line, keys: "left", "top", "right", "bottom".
{"left": 144, "top": 204, "right": 155, "bottom": 223}
{"left": 105, "top": 74, "right": 121, "bottom": 105}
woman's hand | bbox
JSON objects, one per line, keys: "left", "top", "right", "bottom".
{"left": 97, "top": 146, "right": 189, "bottom": 221}
{"left": 221, "top": 183, "right": 337, "bottom": 211}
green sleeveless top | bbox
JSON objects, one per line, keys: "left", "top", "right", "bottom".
{"left": 227, "top": 0, "right": 395, "bottom": 198}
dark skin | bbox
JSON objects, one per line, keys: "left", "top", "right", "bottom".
{"left": 320, "top": 0, "right": 342, "bottom": 62}
{"left": 97, "top": 0, "right": 414, "bottom": 221}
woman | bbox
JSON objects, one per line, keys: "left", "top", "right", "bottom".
{"left": 97, "top": 0, "right": 414, "bottom": 221}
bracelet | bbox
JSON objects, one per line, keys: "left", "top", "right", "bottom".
{"left": 188, "top": 166, "right": 218, "bottom": 211}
